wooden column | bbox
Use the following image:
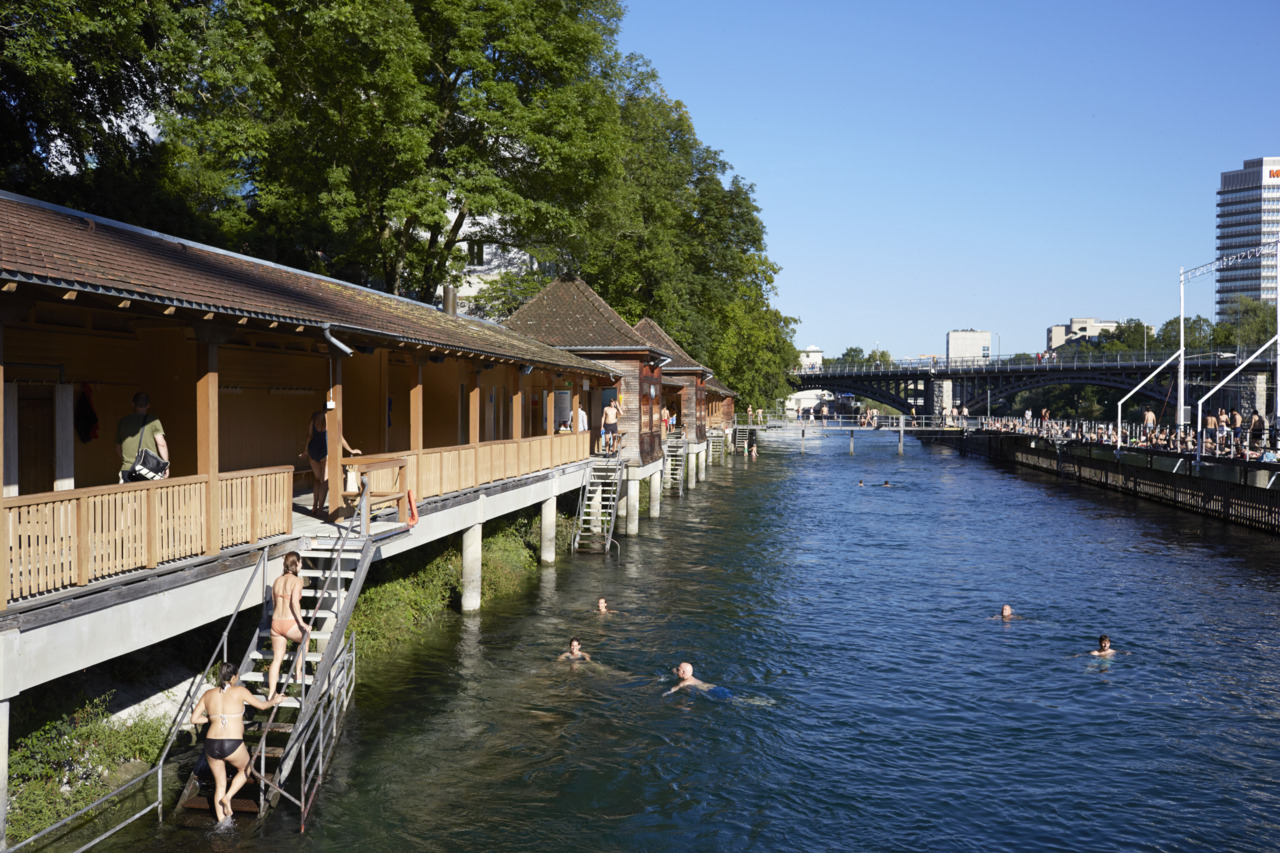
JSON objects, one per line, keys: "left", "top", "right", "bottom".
{"left": 512, "top": 368, "right": 523, "bottom": 441}
{"left": 327, "top": 357, "right": 344, "bottom": 519}
{"left": 571, "top": 377, "right": 581, "bottom": 433}
{"left": 468, "top": 369, "right": 481, "bottom": 446}
{"left": 410, "top": 362, "right": 423, "bottom": 499}
{"left": 0, "top": 328, "right": 7, "bottom": 609}
{"left": 197, "top": 342, "right": 219, "bottom": 555}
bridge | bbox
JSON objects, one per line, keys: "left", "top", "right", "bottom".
{"left": 790, "top": 349, "right": 1268, "bottom": 418}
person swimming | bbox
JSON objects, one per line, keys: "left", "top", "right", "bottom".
{"left": 664, "top": 662, "right": 713, "bottom": 696}
{"left": 558, "top": 637, "right": 591, "bottom": 662}
{"left": 1091, "top": 635, "right": 1116, "bottom": 657}
{"left": 596, "top": 597, "right": 616, "bottom": 614}
{"left": 990, "top": 604, "right": 1022, "bottom": 620}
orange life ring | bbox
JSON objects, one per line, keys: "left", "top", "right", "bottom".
{"left": 406, "top": 490, "right": 419, "bottom": 526}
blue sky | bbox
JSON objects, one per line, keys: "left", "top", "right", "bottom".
{"left": 615, "top": 1, "right": 1278, "bottom": 359}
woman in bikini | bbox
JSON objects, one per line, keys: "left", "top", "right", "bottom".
{"left": 191, "top": 662, "right": 283, "bottom": 821}
{"left": 301, "top": 410, "right": 360, "bottom": 515}
{"left": 267, "top": 552, "right": 311, "bottom": 701}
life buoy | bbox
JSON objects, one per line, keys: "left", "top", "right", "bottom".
{"left": 406, "top": 490, "right": 419, "bottom": 526}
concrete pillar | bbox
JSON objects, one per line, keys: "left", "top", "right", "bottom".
{"left": 1240, "top": 372, "right": 1267, "bottom": 418}
{"left": 928, "top": 379, "right": 952, "bottom": 423}
{"left": 54, "top": 383, "right": 74, "bottom": 491}
{"left": 540, "top": 497, "right": 556, "bottom": 565}
{"left": 687, "top": 452, "right": 697, "bottom": 489}
{"left": 0, "top": 696, "right": 7, "bottom": 845}
{"left": 698, "top": 449, "right": 707, "bottom": 481}
{"left": 461, "top": 523, "right": 482, "bottom": 612}
{"left": 588, "top": 485, "right": 602, "bottom": 533}
{"left": 649, "top": 471, "right": 661, "bottom": 518}
{"left": 3, "top": 383, "right": 15, "bottom": 498}
{"left": 626, "top": 478, "right": 640, "bottom": 535}
{"left": 617, "top": 480, "right": 628, "bottom": 519}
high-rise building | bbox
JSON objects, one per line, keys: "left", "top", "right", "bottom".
{"left": 945, "top": 329, "right": 991, "bottom": 361}
{"left": 1215, "top": 157, "right": 1280, "bottom": 320}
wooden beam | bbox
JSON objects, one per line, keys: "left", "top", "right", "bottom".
{"left": 1, "top": 283, "right": 15, "bottom": 293}
{"left": 0, "top": 326, "right": 6, "bottom": 609}
{"left": 61, "top": 291, "right": 76, "bottom": 301}
{"left": 512, "top": 366, "right": 523, "bottom": 442}
{"left": 327, "top": 358, "right": 344, "bottom": 520}
{"left": 197, "top": 342, "right": 220, "bottom": 556}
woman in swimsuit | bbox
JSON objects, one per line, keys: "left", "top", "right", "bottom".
{"left": 557, "top": 637, "right": 591, "bottom": 662}
{"left": 191, "top": 662, "right": 283, "bottom": 821}
{"left": 302, "top": 410, "right": 360, "bottom": 515}
{"left": 267, "top": 552, "right": 311, "bottom": 701}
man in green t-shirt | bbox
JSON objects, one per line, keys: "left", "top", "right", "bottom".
{"left": 115, "top": 392, "right": 169, "bottom": 482}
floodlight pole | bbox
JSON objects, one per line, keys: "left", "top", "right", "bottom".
{"left": 1178, "top": 267, "right": 1185, "bottom": 432}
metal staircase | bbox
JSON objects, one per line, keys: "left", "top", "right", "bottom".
{"left": 571, "top": 454, "right": 625, "bottom": 552}
{"left": 734, "top": 423, "right": 749, "bottom": 454}
{"left": 664, "top": 430, "right": 687, "bottom": 494}
{"left": 708, "top": 430, "right": 725, "bottom": 463}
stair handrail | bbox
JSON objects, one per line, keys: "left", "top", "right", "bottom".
{"left": 271, "top": 537, "right": 377, "bottom": 817}
{"left": 242, "top": 476, "right": 370, "bottom": 811}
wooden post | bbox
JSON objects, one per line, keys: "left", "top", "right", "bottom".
{"left": 0, "top": 327, "right": 7, "bottom": 609}
{"left": 410, "top": 362, "right": 424, "bottom": 499}
{"left": 571, "top": 378, "right": 580, "bottom": 433}
{"left": 468, "top": 369, "right": 481, "bottom": 446}
{"left": 146, "top": 486, "right": 160, "bottom": 567}
{"left": 197, "top": 342, "right": 220, "bottom": 555}
{"left": 512, "top": 367, "right": 524, "bottom": 442}
{"left": 76, "top": 495, "right": 90, "bottom": 585}
{"left": 327, "top": 356, "right": 344, "bottom": 520}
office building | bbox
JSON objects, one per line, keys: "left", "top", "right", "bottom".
{"left": 946, "top": 329, "right": 990, "bottom": 361}
{"left": 1046, "top": 317, "right": 1119, "bottom": 350}
{"left": 1215, "top": 157, "right": 1280, "bottom": 320}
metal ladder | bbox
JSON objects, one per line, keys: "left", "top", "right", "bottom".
{"left": 665, "top": 432, "right": 687, "bottom": 493}
{"left": 571, "top": 454, "right": 624, "bottom": 552}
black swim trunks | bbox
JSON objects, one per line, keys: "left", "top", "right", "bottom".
{"left": 205, "top": 738, "right": 243, "bottom": 760}
{"left": 603, "top": 422, "right": 618, "bottom": 435}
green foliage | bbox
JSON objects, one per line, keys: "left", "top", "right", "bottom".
{"left": 833, "top": 346, "right": 893, "bottom": 366}
{"left": 6, "top": 694, "right": 167, "bottom": 844}
{"left": 167, "top": 0, "right": 626, "bottom": 299}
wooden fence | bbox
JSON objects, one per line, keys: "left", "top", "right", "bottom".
{"left": 4, "top": 466, "right": 293, "bottom": 608}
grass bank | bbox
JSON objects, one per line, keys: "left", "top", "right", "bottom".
{"left": 7, "top": 695, "right": 169, "bottom": 845}
{"left": 349, "top": 500, "right": 578, "bottom": 660}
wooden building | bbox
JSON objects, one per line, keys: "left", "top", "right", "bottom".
{"left": 506, "top": 276, "right": 669, "bottom": 467}
{"left": 0, "top": 190, "right": 615, "bottom": 610}
{"left": 632, "top": 319, "right": 711, "bottom": 443}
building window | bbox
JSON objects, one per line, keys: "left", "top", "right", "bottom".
{"left": 468, "top": 241, "right": 485, "bottom": 266}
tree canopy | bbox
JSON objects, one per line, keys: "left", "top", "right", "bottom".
{"left": 1, "top": 1, "right": 797, "bottom": 406}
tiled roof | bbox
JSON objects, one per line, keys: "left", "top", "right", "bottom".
{"left": 706, "top": 376, "right": 737, "bottom": 397}
{"left": 0, "top": 192, "right": 611, "bottom": 376}
{"left": 506, "top": 276, "right": 658, "bottom": 352}
{"left": 633, "top": 318, "right": 706, "bottom": 373}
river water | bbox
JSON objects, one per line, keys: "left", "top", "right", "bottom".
{"left": 128, "top": 431, "right": 1280, "bottom": 851}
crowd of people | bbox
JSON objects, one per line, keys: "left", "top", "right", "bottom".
{"left": 978, "top": 406, "right": 1280, "bottom": 462}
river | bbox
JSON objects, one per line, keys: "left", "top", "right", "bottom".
{"left": 126, "top": 431, "right": 1280, "bottom": 851}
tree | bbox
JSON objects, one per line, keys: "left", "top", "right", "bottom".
{"left": 167, "top": 0, "right": 625, "bottom": 299}
{"left": 0, "top": 0, "right": 197, "bottom": 221}
{"left": 1213, "top": 297, "right": 1276, "bottom": 352}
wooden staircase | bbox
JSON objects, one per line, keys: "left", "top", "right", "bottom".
{"left": 571, "top": 454, "right": 624, "bottom": 552}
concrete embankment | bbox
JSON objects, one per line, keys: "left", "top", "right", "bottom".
{"left": 936, "top": 432, "right": 1280, "bottom": 534}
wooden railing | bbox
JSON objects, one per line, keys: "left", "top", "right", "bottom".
{"left": 345, "top": 431, "right": 591, "bottom": 509}
{"left": 3, "top": 466, "right": 293, "bottom": 608}
{"left": 219, "top": 467, "right": 294, "bottom": 549}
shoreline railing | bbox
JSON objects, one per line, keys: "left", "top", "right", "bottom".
{"left": 793, "top": 349, "right": 1244, "bottom": 376}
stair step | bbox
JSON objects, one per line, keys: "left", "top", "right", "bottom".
{"left": 250, "top": 650, "right": 324, "bottom": 662}
{"left": 300, "top": 569, "right": 356, "bottom": 579}
{"left": 240, "top": 672, "right": 314, "bottom": 685}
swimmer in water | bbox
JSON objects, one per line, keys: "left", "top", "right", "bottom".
{"left": 596, "top": 597, "right": 616, "bottom": 614}
{"left": 990, "top": 604, "right": 1022, "bottom": 620}
{"left": 882, "top": 480, "right": 891, "bottom": 487}
{"left": 858, "top": 480, "right": 864, "bottom": 487}
{"left": 664, "top": 662, "right": 714, "bottom": 696}
{"left": 1090, "top": 635, "right": 1115, "bottom": 657}
{"left": 558, "top": 637, "right": 591, "bottom": 662}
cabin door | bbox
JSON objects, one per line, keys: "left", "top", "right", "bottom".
{"left": 17, "top": 385, "right": 55, "bottom": 496}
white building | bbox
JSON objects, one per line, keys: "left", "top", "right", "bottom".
{"left": 798, "top": 345, "right": 824, "bottom": 371}
{"left": 1215, "top": 157, "right": 1280, "bottom": 321}
{"left": 1046, "top": 317, "right": 1119, "bottom": 350}
{"left": 945, "top": 329, "right": 991, "bottom": 361}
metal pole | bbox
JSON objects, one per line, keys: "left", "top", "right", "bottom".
{"left": 899, "top": 414, "right": 905, "bottom": 454}
{"left": 1178, "top": 267, "right": 1186, "bottom": 430}
{"left": 849, "top": 430, "right": 854, "bottom": 455}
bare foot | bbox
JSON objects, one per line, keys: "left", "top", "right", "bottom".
{"left": 222, "top": 796, "right": 234, "bottom": 818}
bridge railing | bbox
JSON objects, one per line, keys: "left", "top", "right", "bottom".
{"left": 976, "top": 416, "right": 1278, "bottom": 462}
{"left": 794, "top": 348, "right": 1242, "bottom": 376}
